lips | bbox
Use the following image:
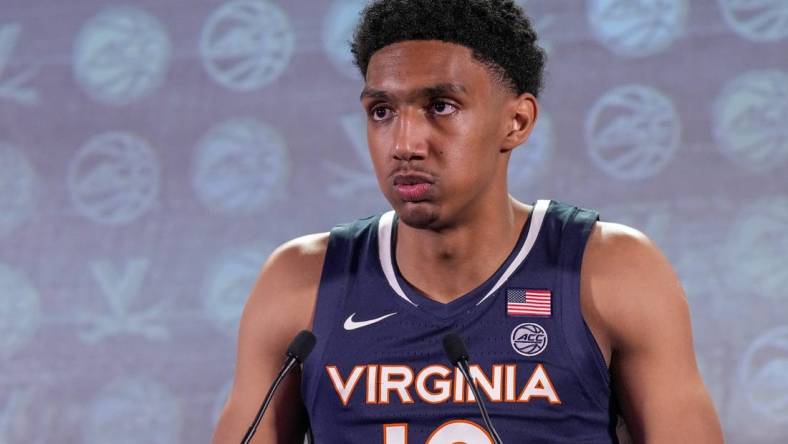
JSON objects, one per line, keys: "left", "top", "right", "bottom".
{"left": 393, "top": 173, "right": 433, "bottom": 185}
{"left": 392, "top": 173, "right": 434, "bottom": 201}
{"left": 395, "top": 183, "right": 431, "bottom": 201}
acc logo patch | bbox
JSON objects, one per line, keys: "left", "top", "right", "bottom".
{"left": 511, "top": 323, "right": 548, "bottom": 357}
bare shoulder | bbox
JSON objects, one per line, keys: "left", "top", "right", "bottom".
{"left": 580, "top": 221, "right": 688, "bottom": 356}
{"left": 265, "top": 232, "right": 330, "bottom": 288}
{"left": 210, "top": 232, "right": 329, "bottom": 443}
{"left": 240, "top": 230, "right": 330, "bottom": 365}
{"left": 581, "top": 220, "right": 723, "bottom": 442}
{"left": 247, "top": 231, "right": 330, "bottom": 333}
{"left": 584, "top": 220, "right": 657, "bottom": 262}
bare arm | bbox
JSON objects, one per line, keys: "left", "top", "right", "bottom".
{"left": 581, "top": 222, "right": 723, "bottom": 443}
{"left": 211, "top": 233, "right": 328, "bottom": 444}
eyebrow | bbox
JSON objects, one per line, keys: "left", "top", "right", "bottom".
{"left": 359, "top": 83, "right": 468, "bottom": 101}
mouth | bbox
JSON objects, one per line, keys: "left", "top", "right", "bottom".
{"left": 393, "top": 173, "right": 434, "bottom": 186}
{"left": 392, "top": 173, "right": 434, "bottom": 202}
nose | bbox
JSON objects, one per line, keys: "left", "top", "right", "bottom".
{"left": 392, "top": 109, "right": 428, "bottom": 161}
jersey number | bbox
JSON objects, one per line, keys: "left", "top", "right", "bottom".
{"left": 383, "top": 420, "right": 494, "bottom": 443}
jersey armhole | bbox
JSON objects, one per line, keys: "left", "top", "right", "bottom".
{"left": 558, "top": 206, "right": 613, "bottom": 410}
{"left": 301, "top": 223, "right": 353, "bottom": 417}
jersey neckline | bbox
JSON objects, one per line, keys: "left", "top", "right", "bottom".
{"left": 376, "top": 199, "right": 551, "bottom": 319}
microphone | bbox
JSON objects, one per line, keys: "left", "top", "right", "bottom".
{"left": 241, "top": 330, "right": 317, "bottom": 444}
{"left": 443, "top": 333, "right": 504, "bottom": 444}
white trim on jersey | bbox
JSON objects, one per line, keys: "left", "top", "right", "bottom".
{"left": 477, "top": 199, "right": 550, "bottom": 305}
{"left": 378, "top": 210, "right": 418, "bottom": 306}
{"left": 377, "top": 199, "right": 550, "bottom": 308}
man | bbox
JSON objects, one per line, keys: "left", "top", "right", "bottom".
{"left": 211, "top": 1, "right": 723, "bottom": 442}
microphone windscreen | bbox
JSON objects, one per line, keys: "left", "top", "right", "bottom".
{"left": 442, "top": 333, "right": 470, "bottom": 365}
{"left": 286, "top": 330, "right": 316, "bottom": 363}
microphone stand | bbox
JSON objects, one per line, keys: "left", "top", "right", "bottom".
{"left": 241, "top": 330, "right": 316, "bottom": 444}
{"left": 443, "top": 333, "right": 504, "bottom": 444}
{"left": 454, "top": 358, "right": 503, "bottom": 444}
{"left": 241, "top": 358, "right": 299, "bottom": 444}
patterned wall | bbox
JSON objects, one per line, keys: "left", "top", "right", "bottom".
{"left": 0, "top": 0, "right": 786, "bottom": 442}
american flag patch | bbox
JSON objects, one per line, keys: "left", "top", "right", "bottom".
{"left": 506, "top": 288, "right": 551, "bottom": 317}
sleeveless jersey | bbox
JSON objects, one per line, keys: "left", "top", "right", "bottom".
{"left": 302, "top": 200, "right": 618, "bottom": 443}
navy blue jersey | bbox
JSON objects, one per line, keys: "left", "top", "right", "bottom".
{"left": 302, "top": 200, "right": 618, "bottom": 443}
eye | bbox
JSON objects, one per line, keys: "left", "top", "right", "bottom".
{"left": 430, "top": 101, "right": 457, "bottom": 116}
{"left": 370, "top": 105, "right": 393, "bottom": 121}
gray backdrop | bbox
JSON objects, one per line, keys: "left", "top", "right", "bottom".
{"left": 0, "top": 0, "right": 786, "bottom": 442}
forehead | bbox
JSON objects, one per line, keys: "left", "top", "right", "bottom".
{"left": 364, "top": 40, "right": 497, "bottom": 98}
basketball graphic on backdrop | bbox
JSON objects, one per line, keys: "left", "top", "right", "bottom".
{"left": 723, "top": 196, "right": 788, "bottom": 299}
{"left": 718, "top": 0, "right": 788, "bottom": 42}
{"left": 192, "top": 118, "right": 289, "bottom": 214}
{"left": 68, "top": 132, "right": 160, "bottom": 225}
{"left": 586, "top": 84, "right": 681, "bottom": 181}
{"left": 74, "top": 6, "right": 171, "bottom": 105}
{"left": 200, "top": 0, "right": 295, "bottom": 91}
{"left": 713, "top": 70, "right": 788, "bottom": 173}
{"left": 587, "top": 0, "right": 688, "bottom": 57}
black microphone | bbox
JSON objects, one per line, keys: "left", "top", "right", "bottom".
{"left": 443, "top": 333, "right": 504, "bottom": 444}
{"left": 241, "top": 330, "right": 316, "bottom": 444}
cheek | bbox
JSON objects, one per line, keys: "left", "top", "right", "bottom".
{"left": 367, "top": 132, "right": 391, "bottom": 185}
{"left": 439, "top": 147, "right": 493, "bottom": 193}
{"left": 444, "top": 131, "right": 498, "bottom": 170}
{"left": 366, "top": 130, "right": 383, "bottom": 164}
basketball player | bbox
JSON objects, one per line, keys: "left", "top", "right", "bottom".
{"left": 211, "top": 1, "right": 723, "bottom": 442}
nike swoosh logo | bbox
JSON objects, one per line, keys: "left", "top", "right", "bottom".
{"left": 343, "top": 312, "right": 397, "bottom": 331}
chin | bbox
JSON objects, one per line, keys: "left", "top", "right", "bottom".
{"left": 395, "top": 203, "right": 441, "bottom": 230}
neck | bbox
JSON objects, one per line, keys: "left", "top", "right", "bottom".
{"left": 395, "top": 195, "right": 531, "bottom": 304}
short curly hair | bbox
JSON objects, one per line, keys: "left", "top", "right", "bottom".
{"left": 351, "top": 0, "right": 546, "bottom": 97}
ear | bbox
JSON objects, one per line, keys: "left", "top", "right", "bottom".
{"left": 500, "top": 93, "right": 538, "bottom": 153}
